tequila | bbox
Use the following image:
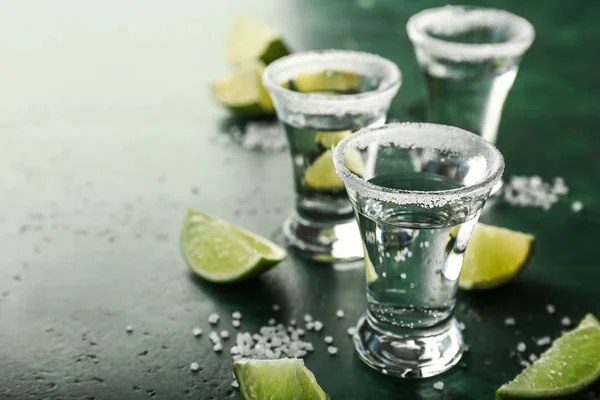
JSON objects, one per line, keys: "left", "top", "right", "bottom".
{"left": 334, "top": 123, "right": 504, "bottom": 378}
{"left": 263, "top": 50, "right": 401, "bottom": 261}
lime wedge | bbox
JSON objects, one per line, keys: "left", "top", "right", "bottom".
{"left": 234, "top": 358, "right": 328, "bottom": 400}
{"left": 227, "top": 15, "right": 290, "bottom": 65}
{"left": 497, "top": 314, "right": 600, "bottom": 399}
{"left": 180, "top": 208, "right": 286, "bottom": 283}
{"left": 315, "top": 130, "right": 352, "bottom": 149}
{"left": 304, "top": 149, "right": 364, "bottom": 190}
{"left": 293, "top": 70, "right": 361, "bottom": 93}
{"left": 211, "top": 62, "right": 274, "bottom": 117}
{"left": 458, "top": 223, "right": 535, "bottom": 290}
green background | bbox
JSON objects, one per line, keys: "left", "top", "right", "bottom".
{"left": 0, "top": 0, "right": 599, "bottom": 399}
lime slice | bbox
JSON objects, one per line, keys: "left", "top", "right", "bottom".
{"left": 234, "top": 358, "right": 328, "bottom": 400}
{"left": 304, "top": 149, "right": 364, "bottom": 190}
{"left": 180, "top": 208, "right": 286, "bottom": 283}
{"left": 211, "top": 62, "right": 274, "bottom": 117}
{"left": 227, "top": 15, "right": 290, "bottom": 65}
{"left": 497, "top": 314, "right": 600, "bottom": 399}
{"left": 293, "top": 70, "right": 361, "bottom": 93}
{"left": 315, "top": 130, "right": 352, "bottom": 148}
{"left": 458, "top": 223, "right": 535, "bottom": 290}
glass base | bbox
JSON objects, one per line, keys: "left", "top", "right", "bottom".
{"left": 282, "top": 213, "right": 364, "bottom": 263}
{"left": 353, "top": 314, "right": 463, "bottom": 378}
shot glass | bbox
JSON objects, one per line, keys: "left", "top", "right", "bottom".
{"left": 407, "top": 6, "right": 534, "bottom": 144}
{"left": 334, "top": 122, "right": 504, "bottom": 377}
{"left": 263, "top": 50, "right": 401, "bottom": 262}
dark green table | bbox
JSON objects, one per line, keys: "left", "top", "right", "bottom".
{"left": 1, "top": 0, "right": 599, "bottom": 399}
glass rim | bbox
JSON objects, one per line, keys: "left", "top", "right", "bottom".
{"left": 406, "top": 5, "right": 535, "bottom": 62}
{"left": 262, "top": 49, "right": 401, "bottom": 107}
{"left": 333, "top": 122, "right": 505, "bottom": 207}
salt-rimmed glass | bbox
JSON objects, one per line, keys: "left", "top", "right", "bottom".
{"left": 334, "top": 122, "right": 504, "bottom": 378}
{"left": 407, "top": 6, "right": 534, "bottom": 144}
{"left": 263, "top": 50, "right": 401, "bottom": 262}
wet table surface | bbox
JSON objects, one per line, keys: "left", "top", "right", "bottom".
{"left": 1, "top": 0, "right": 599, "bottom": 399}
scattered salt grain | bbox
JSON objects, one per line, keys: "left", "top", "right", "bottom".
{"left": 504, "top": 317, "right": 516, "bottom": 326}
{"left": 268, "top": 318, "right": 276, "bottom": 326}
{"left": 517, "top": 342, "right": 526, "bottom": 352}
{"left": 536, "top": 336, "right": 551, "bottom": 346}
{"left": 502, "top": 176, "right": 568, "bottom": 210}
{"left": 190, "top": 362, "right": 200, "bottom": 372}
{"left": 433, "top": 381, "right": 444, "bottom": 391}
{"left": 232, "top": 320, "right": 241, "bottom": 328}
{"left": 304, "top": 314, "right": 313, "bottom": 323}
{"left": 327, "top": 346, "right": 338, "bottom": 355}
{"left": 241, "top": 121, "right": 287, "bottom": 152}
{"left": 125, "top": 325, "right": 133, "bottom": 333}
{"left": 519, "top": 360, "right": 530, "bottom": 368}
{"left": 232, "top": 311, "right": 242, "bottom": 320}
{"left": 561, "top": 316, "right": 572, "bottom": 326}
{"left": 529, "top": 354, "right": 537, "bottom": 362}
{"left": 272, "top": 304, "right": 281, "bottom": 311}
{"left": 208, "top": 313, "right": 220, "bottom": 325}
{"left": 231, "top": 380, "right": 239, "bottom": 388}
{"left": 213, "top": 343, "right": 223, "bottom": 352}
{"left": 306, "top": 322, "right": 314, "bottom": 331}
{"left": 192, "top": 327, "right": 203, "bottom": 337}
{"left": 324, "top": 336, "right": 334, "bottom": 344}
{"left": 546, "top": 304, "right": 556, "bottom": 314}
{"left": 347, "top": 327, "right": 357, "bottom": 336}
{"left": 400, "top": 273, "right": 407, "bottom": 279}
{"left": 220, "top": 330, "right": 230, "bottom": 339}
{"left": 458, "top": 322, "right": 466, "bottom": 331}
{"left": 571, "top": 201, "right": 583, "bottom": 213}
{"left": 313, "top": 321, "right": 323, "bottom": 332}
{"left": 290, "top": 319, "right": 296, "bottom": 326}
{"left": 336, "top": 309, "right": 345, "bottom": 319}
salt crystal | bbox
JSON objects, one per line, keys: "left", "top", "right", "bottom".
{"left": 324, "top": 336, "right": 334, "bottom": 344}
{"left": 232, "top": 311, "right": 242, "bottom": 320}
{"left": 504, "top": 317, "right": 516, "bottom": 326}
{"left": 561, "top": 316, "right": 572, "bottom": 326}
{"left": 571, "top": 201, "right": 583, "bottom": 213}
{"left": 208, "top": 313, "right": 220, "bottom": 325}
{"left": 529, "top": 354, "right": 537, "bottom": 362}
{"left": 220, "top": 330, "right": 230, "bottom": 339}
{"left": 232, "top": 320, "right": 241, "bottom": 328}
{"left": 304, "top": 314, "right": 313, "bottom": 322}
{"left": 517, "top": 342, "right": 526, "bottom": 352}
{"left": 241, "top": 121, "right": 287, "bottom": 152}
{"left": 125, "top": 325, "right": 133, "bottom": 333}
{"left": 546, "top": 304, "right": 555, "bottom": 314}
{"left": 519, "top": 360, "right": 530, "bottom": 368}
{"left": 213, "top": 343, "right": 223, "bottom": 352}
{"left": 313, "top": 321, "right": 323, "bottom": 332}
{"left": 433, "top": 381, "right": 444, "bottom": 391}
{"left": 290, "top": 319, "right": 296, "bottom": 326}
{"left": 458, "top": 322, "right": 466, "bottom": 331}
{"left": 231, "top": 380, "right": 239, "bottom": 388}
{"left": 272, "top": 304, "right": 281, "bottom": 311}
{"left": 536, "top": 336, "right": 551, "bottom": 346}
{"left": 306, "top": 322, "right": 314, "bottom": 331}
{"left": 400, "top": 273, "right": 407, "bottom": 279}
{"left": 327, "top": 346, "right": 338, "bottom": 355}
{"left": 192, "top": 327, "right": 203, "bottom": 337}
{"left": 336, "top": 309, "right": 345, "bottom": 318}
{"left": 503, "top": 176, "right": 568, "bottom": 210}
{"left": 190, "top": 362, "right": 200, "bottom": 371}
{"left": 347, "top": 327, "right": 357, "bottom": 336}
{"left": 268, "top": 318, "right": 276, "bottom": 326}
